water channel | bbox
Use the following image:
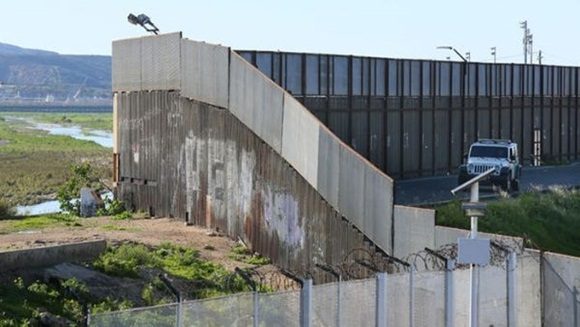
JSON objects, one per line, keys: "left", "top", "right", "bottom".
{"left": 7, "top": 117, "right": 113, "bottom": 215}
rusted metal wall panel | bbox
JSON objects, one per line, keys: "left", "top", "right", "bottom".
{"left": 117, "top": 91, "right": 382, "bottom": 280}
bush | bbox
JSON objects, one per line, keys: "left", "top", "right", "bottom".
{"left": 57, "top": 163, "right": 103, "bottom": 215}
{"left": 0, "top": 199, "right": 16, "bottom": 220}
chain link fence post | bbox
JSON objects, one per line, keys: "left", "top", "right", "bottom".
{"left": 337, "top": 277, "right": 342, "bottom": 327}
{"left": 376, "top": 272, "right": 387, "bottom": 327}
{"left": 409, "top": 267, "right": 414, "bottom": 327}
{"left": 252, "top": 290, "right": 259, "bottom": 327}
{"left": 574, "top": 286, "right": 578, "bottom": 327}
{"left": 507, "top": 252, "right": 517, "bottom": 327}
{"left": 300, "top": 279, "right": 312, "bottom": 327}
{"left": 446, "top": 259, "right": 455, "bottom": 327}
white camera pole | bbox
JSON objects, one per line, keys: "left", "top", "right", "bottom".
{"left": 451, "top": 168, "right": 495, "bottom": 327}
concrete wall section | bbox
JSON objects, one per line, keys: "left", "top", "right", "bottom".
{"left": 0, "top": 240, "right": 107, "bottom": 272}
{"left": 434, "top": 226, "right": 524, "bottom": 249}
{"left": 544, "top": 252, "right": 580, "bottom": 290}
{"left": 316, "top": 126, "right": 340, "bottom": 209}
{"left": 363, "top": 164, "right": 393, "bottom": 253}
{"left": 517, "top": 250, "right": 542, "bottom": 326}
{"left": 337, "top": 146, "right": 366, "bottom": 229}
{"left": 229, "top": 53, "right": 284, "bottom": 153}
{"left": 141, "top": 32, "right": 182, "bottom": 91}
{"left": 112, "top": 37, "right": 141, "bottom": 92}
{"left": 393, "top": 205, "right": 435, "bottom": 258}
{"left": 181, "top": 39, "right": 229, "bottom": 109}
{"left": 281, "top": 94, "right": 319, "bottom": 189}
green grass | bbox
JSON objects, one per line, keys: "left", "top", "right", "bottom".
{"left": 0, "top": 117, "right": 110, "bottom": 206}
{"left": 0, "top": 112, "right": 113, "bottom": 131}
{"left": 228, "top": 243, "right": 271, "bottom": 266}
{"left": 0, "top": 214, "right": 80, "bottom": 234}
{"left": 93, "top": 242, "right": 255, "bottom": 298}
{"left": 436, "top": 189, "right": 580, "bottom": 256}
{"left": 0, "top": 277, "right": 132, "bottom": 325}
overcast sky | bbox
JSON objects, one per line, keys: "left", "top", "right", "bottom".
{"left": 1, "top": 0, "right": 578, "bottom": 65}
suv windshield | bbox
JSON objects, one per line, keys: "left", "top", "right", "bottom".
{"left": 470, "top": 146, "right": 508, "bottom": 158}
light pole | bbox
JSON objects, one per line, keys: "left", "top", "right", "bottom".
{"left": 437, "top": 46, "right": 468, "bottom": 62}
{"left": 451, "top": 168, "right": 495, "bottom": 327}
{"left": 491, "top": 47, "right": 497, "bottom": 64}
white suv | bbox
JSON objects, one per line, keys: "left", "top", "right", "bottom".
{"left": 458, "top": 139, "right": 522, "bottom": 192}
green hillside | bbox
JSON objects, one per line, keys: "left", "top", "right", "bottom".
{"left": 436, "top": 189, "right": 580, "bottom": 256}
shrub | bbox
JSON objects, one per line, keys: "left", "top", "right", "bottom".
{"left": 0, "top": 199, "right": 16, "bottom": 220}
{"left": 57, "top": 163, "right": 104, "bottom": 215}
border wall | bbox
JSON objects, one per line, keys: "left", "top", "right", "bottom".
{"left": 112, "top": 33, "right": 395, "bottom": 279}
{"left": 236, "top": 50, "right": 580, "bottom": 179}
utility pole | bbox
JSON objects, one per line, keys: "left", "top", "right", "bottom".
{"left": 538, "top": 50, "right": 543, "bottom": 65}
{"left": 529, "top": 34, "right": 534, "bottom": 64}
{"left": 491, "top": 47, "right": 497, "bottom": 64}
{"left": 520, "top": 21, "right": 528, "bottom": 64}
{"left": 466, "top": 52, "right": 471, "bottom": 62}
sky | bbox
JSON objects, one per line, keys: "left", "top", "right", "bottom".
{"left": 1, "top": 0, "right": 579, "bottom": 66}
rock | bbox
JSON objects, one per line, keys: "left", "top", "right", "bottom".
{"left": 205, "top": 230, "right": 217, "bottom": 237}
{"left": 80, "top": 188, "right": 104, "bottom": 217}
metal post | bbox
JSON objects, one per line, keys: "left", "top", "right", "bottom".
{"left": 446, "top": 259, "right": 455, "bottom": 327}
{"left": 253, "top": 291, "right": 259, "bottom": 327}
{"left": 507, "top": 252, "right": 517, "bottom": 327}
{"left": 470, "top": 182, "right": 479, "bottom": 327}
{"left": 409, "top": 267, "right": 414, "bottom": 327}
{"left": 300, "top": 279, "right": 312, "bottom": 327}
{"left": 376, "top": 273, "right": 387, "bottom": 327}
{"left": 337, "top": 276, "right": 342, "bottom": 327}
{"left": 574, "top": 286, "right": 578, "bottom": 327}
{"left": 177, "top": 301, "right": 183, "bottom": 327}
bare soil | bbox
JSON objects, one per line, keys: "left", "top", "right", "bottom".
{"left": 0, "top": 217, "right": 253, "bottom": 271}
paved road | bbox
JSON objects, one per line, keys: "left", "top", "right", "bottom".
{"left": 395, "top": 162, "right": 580, "bottom": 206}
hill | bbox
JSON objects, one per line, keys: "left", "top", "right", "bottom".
{"left": 0, "top": 42, "right": 111, "bottom": 104}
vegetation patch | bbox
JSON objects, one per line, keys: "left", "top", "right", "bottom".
{"left": 0, "top": 214, "right": 80, "bottom": 233}
{"left": 0, "top": 117, "right": 110, "bottom": 206}
{"left": 436, "top": 188, "right": 580, "bottom": 256}
{"left": 228, "top": 243, "right": 271, "bottom": 266}
{"left": 0, "top": 277, "right": 131, "bottom": 326}
{"left": 1, "top": 112, "right": 113, "bottom": 131}
{"left": 93, "top": 242, "right": 255, "bottom": 299}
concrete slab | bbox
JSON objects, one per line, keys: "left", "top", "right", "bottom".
{"left": 141, "top": 32, "right": 182, "bottom": 91}
{"left": 229, "top": 53, "right": 284, "bottom": 153}
{"left": 282, "top": 94, "right": 320, "bottom": 189}
{"left": 363, "top": 165, "right": 394, "bottom": 253}
{"left": 544, "top": 252, "right": 580, "bottom": 291}
{"left": 112, "top": 37, "right": 141, "bottom": 92}
{"left": 393, "top": 205, "right": 434, "bottom": 258}
{"left": 316, "top": 127, "right": 340, "bottom": 209}
{"left": 338, "top": 146, "right": 366, "bottom": 228}
{"left": 181, "top": 39, "right": 229, "bottom": 109}
{"left": 434, "top": 226, "right": 523, "bottom": 249}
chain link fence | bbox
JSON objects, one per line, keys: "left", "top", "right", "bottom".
{"left": 90, "top": 249, "right": 580, "bottom": 326}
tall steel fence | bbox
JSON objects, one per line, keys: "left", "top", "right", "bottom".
{"left": 236, "top": 51, "right": 580, "bottom": 178}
